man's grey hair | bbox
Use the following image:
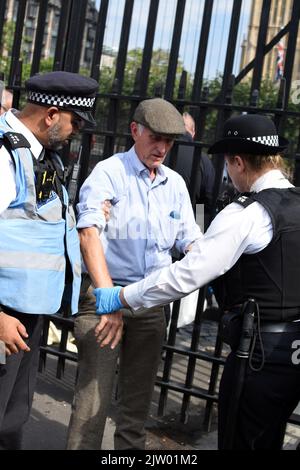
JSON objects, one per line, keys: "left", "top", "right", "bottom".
{"left": 137, "top": 123, "right": 145, "bottom": 136}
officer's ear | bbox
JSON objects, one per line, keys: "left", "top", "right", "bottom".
{"left": 233, "top": 155, "right": 246, "bottom": 173}
{"left": 45, "top": 107, "right": 60, "bottom": 127}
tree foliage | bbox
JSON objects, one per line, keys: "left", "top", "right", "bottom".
{"left": 0, "top": 21, "right": 298, "bottom": 161}
{"left": 0, "top": 21, "right": 16, "bottom": 78}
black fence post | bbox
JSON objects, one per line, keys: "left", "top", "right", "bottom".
{"left": 157, "top": 300, "right": 181, "bottom": 416}
{"left": 8, "top": 0, "right": 27, "bottom": 88}
{"left": 11, "top": 59, "right": 22, "bottom": 110}
{"left": 125, "top": 67, "right": 141, "bottom": 150}
{"left": 30, "top": 0, "right": 49, "bottom": 76}
{"left": 191, "top": 0, "right": 214, "bottom": 104}
{"left": 180, "top": 286, "right": 207, "bottom": 424}
{"left": 114, "top": 0, "right": 134, "bottom": 94}
{"left": 211, "top": 0, "right": 242, "bottom": 215}
{"left": 64, "top": 0, "right": 88, "bottom": 73}
{"left": 53, "top": 0, "right": 73, "bottom": 71}
{"left": 250, "top": 0, "right": 271, "bottom": 96}
{"left": 273, "top": 78, "right": 286, "bottom": 131}
{"left": 103, "top": 0, "right": 134, "bottom": 159}
{"left": 91, "top": 0, "right": 109, "bottom": 82}
{"left": 164, "top": 0, "right": 186, "bottom": 101}
{"left": 139, "top": 0, "right": 160, "bottom": 98}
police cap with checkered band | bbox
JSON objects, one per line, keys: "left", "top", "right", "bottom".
{"left": 208, "top": 114, "right": 288, "bottom": 155}
{"left": 25, "top": 71, "right": 98, "bottom": 127}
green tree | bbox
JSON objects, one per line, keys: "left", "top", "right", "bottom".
{"left": 95, "top": 47, "right": 191, "bottom": 131}
{"left": 97, "top": 48, "right": 189, "bottom": 97}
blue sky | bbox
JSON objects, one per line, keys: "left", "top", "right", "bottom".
{"left": 94, "top": 0, "right": 252, "bottom": 79}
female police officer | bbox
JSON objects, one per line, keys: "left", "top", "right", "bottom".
{"left": 94, "top": 114, "right": 300, "bottom": 450}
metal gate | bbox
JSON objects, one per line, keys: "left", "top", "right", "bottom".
{"left": 1, "top": 0, "right": 300, "bottom": 431}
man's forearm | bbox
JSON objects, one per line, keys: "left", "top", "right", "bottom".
{"left": 79, "top": 227, "right": 113, "bottom": 288}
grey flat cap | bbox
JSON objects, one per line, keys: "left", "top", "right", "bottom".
{"left": 133, "top": 98, "right": 185, "bottom": 136}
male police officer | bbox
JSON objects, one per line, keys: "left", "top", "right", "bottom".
{"left": 0, "top": 71, "right": 98, "bottom": 449}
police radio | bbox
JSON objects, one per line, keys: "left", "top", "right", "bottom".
{"left": 36, "top": 168, "right": 56, "bottom": 202}
{"left": 236, "top": 298, "right": 257, "bottom": 358}
{"left": 67, "top": 145, "right": 83, "bottom": 206}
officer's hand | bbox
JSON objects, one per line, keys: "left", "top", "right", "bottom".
{"left": 94, "top": 286, "right": 124, "bottom": 314}
{"left": 0, "top": 312, "right": 30, "bottom": 355}
{"left": 94, "top": 311, "right": 123, "bottom": 349}
{"left": 102, "top": 200, "right": 112, "bottom": 223}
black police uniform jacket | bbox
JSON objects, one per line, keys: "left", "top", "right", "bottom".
{"left": 221, "top": 187, "right": 300, "bottom": 322}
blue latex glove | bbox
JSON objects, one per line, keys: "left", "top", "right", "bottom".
{"left": 93, "top": 286, "right": 124, "bottom": 314}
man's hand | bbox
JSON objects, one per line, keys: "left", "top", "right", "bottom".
{"left": 94, "top": 311, "right": 123, "bottom": 349}
{"left": 0, "top": 312, "right": 30, "bottom": 356}
{"left": 101, "top": 200, "right": 112, "bottom": 223}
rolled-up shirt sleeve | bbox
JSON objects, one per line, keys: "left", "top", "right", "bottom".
{"left": 76, "top": 163, "right": 116, "bottom": 231}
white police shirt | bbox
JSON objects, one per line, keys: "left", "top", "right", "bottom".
{"left": 0, "top": 110, "right": 42, "bottom": 215}
{"left": 124, "top": 169, "right": 293, "bottom": 310}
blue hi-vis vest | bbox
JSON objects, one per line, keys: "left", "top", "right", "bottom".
{"left": 0, "top": 116, "right": 81, "bottom": 314}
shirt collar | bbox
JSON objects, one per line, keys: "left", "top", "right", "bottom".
{"left": 250, "top": 169, "right": 292, "bottom": 192}
{"left": 128, "top": 145, "right": 168, "bottom": 184}
{"left": 129, "top": 146, "right": 148, "bottom": 175}
{"left": 5, "top": 109, "right": 43, "bottom": 160}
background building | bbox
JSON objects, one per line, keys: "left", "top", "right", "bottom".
{"left": 3, "top": 0, "right": 99, "bottom": 70}
{"left": 240, "top": 0, "right": 300, "bottom": 81}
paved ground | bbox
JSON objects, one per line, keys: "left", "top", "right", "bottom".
{"left": 22, "top": 320, "right": 300, "bottom": 450}
{"left": 22, "top": 355, "right": 219, "bottom": 451}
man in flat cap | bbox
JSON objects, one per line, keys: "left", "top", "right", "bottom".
{"left": 66, "top": 98, "right": 201, "bottom": 450}
{"left": 0, "top": 71, "right": 99, "bottom": 449}
{"left": 94, "top": 114, "right": 300, "bottom": 450}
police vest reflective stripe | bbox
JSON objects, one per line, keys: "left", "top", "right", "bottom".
{"left": 0, "top": 116, "right": 81, "bottom": 314}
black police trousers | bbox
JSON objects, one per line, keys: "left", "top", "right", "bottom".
{"left": 0, "top": 310, "right": 42, "bottom": 450}
{"left": 218, "top": 329, "right": 300, "bottom": 450}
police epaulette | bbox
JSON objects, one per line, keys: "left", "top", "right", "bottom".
{"left": 3, "top": 132, "right": 31, "bottom": 150}
{"left": 233, "top": 192, "right": 255, "bottom": 208}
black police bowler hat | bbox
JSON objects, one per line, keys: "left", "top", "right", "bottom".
{"left": 25, "top": 71, "right": 98, "bottom": 127}
{"left": 208, "top": 114, "right": 288, "bottom": 155}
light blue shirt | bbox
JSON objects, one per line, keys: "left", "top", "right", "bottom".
{"left": 77, "top": 146, "right": 201, "bottom": 285}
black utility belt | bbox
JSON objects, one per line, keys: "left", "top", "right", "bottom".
{"left": 259, "top": 320, "right": 300, "bottom": 333}
{"left": 220, "top": 310, "right": 300, "bottom": 349}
